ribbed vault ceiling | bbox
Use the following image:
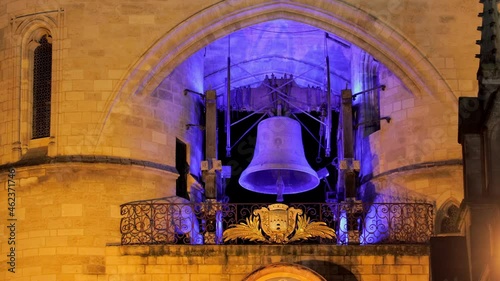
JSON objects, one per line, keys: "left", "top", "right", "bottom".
{"left": 202, "top": 19, "right": 356, "bottom": 95}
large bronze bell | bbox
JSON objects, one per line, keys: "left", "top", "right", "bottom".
{"left": 238, "top": 116, "right": 319, "bottom": 201}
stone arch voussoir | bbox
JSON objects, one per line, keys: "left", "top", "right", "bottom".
{"left": 109, "top": 0, "right": 455, "bottom": 128}
{"left": 243, "top": 262, "right": 327, "bottom": 281}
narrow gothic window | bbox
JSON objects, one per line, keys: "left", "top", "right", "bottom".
{"left": 440, "top": 204, "right": 460, "bottom": 233}
{"left": 32, "top": 35, "right": 52, "bottom": 139}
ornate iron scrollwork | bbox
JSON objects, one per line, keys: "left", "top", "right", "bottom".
{"left": 120, "top": 200, "right": 433, "bottom": 245}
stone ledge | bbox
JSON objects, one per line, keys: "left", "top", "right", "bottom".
{"left": 112, "top": 244, "right": 430, "bottom": 257}
{"left": 0, "top": 154, "right": 178, "bottom": 174}
{"left": 361, "top": 159, "right": 463, "bottom": 184}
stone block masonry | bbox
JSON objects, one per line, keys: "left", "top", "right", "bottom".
{"left": 103, "top": 244, "right": 429, "bottom": 281}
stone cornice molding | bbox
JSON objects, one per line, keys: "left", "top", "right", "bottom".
{"left": 0, "top": 155, "right": 178, "bottom": 175}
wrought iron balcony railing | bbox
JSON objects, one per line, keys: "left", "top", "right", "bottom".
{"left": 120, "top": 199, "right": 433, "bottom": 245}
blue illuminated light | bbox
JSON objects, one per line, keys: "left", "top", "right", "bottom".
{"left": 338, "top": 209, "right": 348, "bottom": 244}
{"left": 360, "top": 204, "right": 389, "bottom": 245}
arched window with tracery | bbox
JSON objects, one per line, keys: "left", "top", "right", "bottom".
{"left": 9, "top": 13, "right": 61, "bottom": 161}
{"left": 31, "top": 34, "right": 52, "bottom": 139}
{"left": 438, "top": 203, "right": 460, "bottom": 234}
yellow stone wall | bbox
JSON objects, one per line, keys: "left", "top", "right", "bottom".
{"left": 0, "top": 0, "right": 480, "bottom": 165}
{"left": 360, "top": 65, "right": 464, "bottom": 207}
{"left": 0, "top": 0, "right": 480, "bottom": 280}
{"left": 0, "top": 164, "right": 177, "bottom": 280}
{"left": 104, "top": 245, "right": 430, "bottom": 281}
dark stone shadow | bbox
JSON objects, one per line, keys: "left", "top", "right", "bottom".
{"left": 297, "top": 260, "right": 359, "bottom": 281}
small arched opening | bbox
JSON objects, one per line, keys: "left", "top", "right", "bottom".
{"left": 243, "top": 263, "right": 327, "bottom": 281}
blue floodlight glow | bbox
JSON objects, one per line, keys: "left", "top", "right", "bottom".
{"left": 360, "top": 204, "right": 389, "bottom": 245}
{"left": 338, "top": 209, "right": 348, "bottom": 244}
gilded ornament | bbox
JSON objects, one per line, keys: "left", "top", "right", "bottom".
{"left": 223, "top": 203, "right": 336, "bottom": 244}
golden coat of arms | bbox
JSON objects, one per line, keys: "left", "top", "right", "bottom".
{"left": 223, "top": 203, "right": 336, "bottom": 244}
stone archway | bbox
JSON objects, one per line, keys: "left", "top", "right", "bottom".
{"left": 96, "top": 0, "right": 457, "bottom": 148}
{"left": 112, "top": 0, "right": 454, "bottom": 105}
{"left": 243, "top": 263, "right": 327, "bottom": 281}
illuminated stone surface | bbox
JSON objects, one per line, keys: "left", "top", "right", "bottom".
{"left": 0, "top": 0, "right": 480, "bottom": 280}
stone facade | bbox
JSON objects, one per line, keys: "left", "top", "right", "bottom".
{"left": 105, "top": 245, "right": 429, "bottom": 281}
{"left": 0, "top": 0, "right": 482, "bottom": 280}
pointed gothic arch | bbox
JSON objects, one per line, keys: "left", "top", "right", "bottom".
{"left": 115, "top": 1, "right": 453, "bottom": 99}
{"left": 93, "top": 0, "right": 456, "bottom": 148}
